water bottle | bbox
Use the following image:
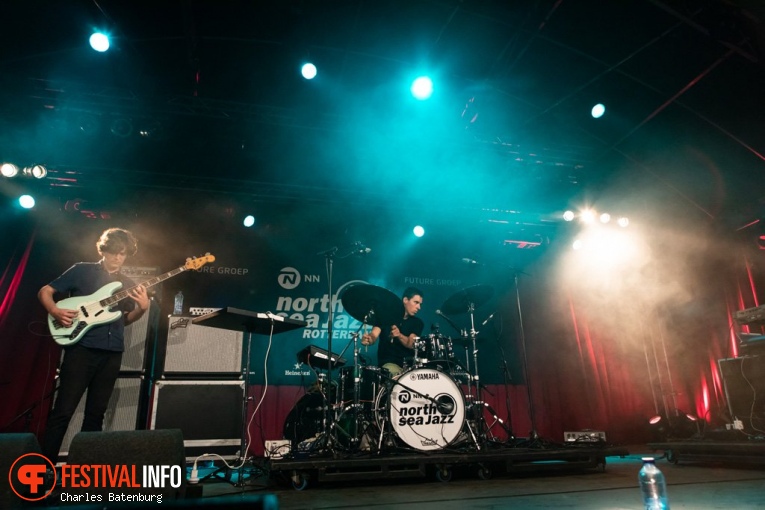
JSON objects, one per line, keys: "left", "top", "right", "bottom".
{"left": 639, "top": 457, "right": 669, "bottom": 509}
{"left": 173, "top": 291, "right": 184, "bottom": 315}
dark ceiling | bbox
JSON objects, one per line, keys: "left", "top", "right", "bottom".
{"left": 2, "top": 0, "right": 765, "bottom": 237}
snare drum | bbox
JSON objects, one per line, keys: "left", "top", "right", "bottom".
{"left": 376, "top": 367, "right": 465, "bottom": 451}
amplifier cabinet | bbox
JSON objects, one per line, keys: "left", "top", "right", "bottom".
{"left": 149, "top": 380, "right": 244, "bottom": 458}
{"left": 120, "top": 300, "right": 160, "bottom": 372}
{"left": 162, "top": 316, "right": 244, "bottom": 376}
{"left": 718, "top": 356, "right": 765, "bottom": 431}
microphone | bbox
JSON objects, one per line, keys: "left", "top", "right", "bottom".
{"left": 481, "top": 311, "right": 497, "bottom": 327}
{"left": 435, "top": 309, "right": 461, "bottom": 334}
{"left": 461, "top": 257, "right": 481, "bottom": 265}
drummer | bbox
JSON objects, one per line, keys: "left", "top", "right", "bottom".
{"left": 361, "top": 287, "right": 424, "bottom": 377}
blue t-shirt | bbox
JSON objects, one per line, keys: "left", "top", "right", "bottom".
{"left": 49, "top": 262, "right": 136, "bottom": 352}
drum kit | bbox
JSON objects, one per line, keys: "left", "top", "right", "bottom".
{"left": 284, "top": 283, "right": 512, "bottom": 455}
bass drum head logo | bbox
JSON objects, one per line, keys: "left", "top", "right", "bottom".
{"left": 278, "top": 267, "right": 301, "bottom": 289}
{"left": 10, "top": 453, "right": 56, "bottom": 502}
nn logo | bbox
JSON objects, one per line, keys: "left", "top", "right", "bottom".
{"left": 9, "top": 453, "right": 56, "bottom": 502}
{"left": 278, "top": 267, "right": 301, "bottom": 289}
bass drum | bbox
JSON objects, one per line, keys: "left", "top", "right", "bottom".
{"left": 377, "top": 367, "right": 465, "bottom": 451}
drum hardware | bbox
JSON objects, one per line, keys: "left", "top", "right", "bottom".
{"left": 475, "top": 401, "right": 513, "bottom": 441}
{"left": 439, "top": 284, "right": 516, "bottom": 449}
{"left": 324, "top": 284, "right": 406, "bottom": 453}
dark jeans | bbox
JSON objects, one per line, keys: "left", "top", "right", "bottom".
{"left": 42, "top": 344, "right": 122, "bottom": 464}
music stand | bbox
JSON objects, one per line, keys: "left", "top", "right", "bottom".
{"left": 193, "top": 307, "right": 306, "bottom": 484}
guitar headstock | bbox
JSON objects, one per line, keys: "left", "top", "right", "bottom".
{"left": 185, "top": 253, "right": 215, "bottom": 270}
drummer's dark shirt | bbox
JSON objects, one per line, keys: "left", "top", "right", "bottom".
{"left": 377, "top": 315, "right": 424, "bottom": 368}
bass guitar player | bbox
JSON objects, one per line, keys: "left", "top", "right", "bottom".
{"left": 37, "top": 227, "right": 149, "bottom": 464}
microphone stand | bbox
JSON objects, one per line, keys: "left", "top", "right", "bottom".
{"left": 490, "top": 317, "right": 515, "bottom": 441}
{"left": 510, "top": 267, "right": 538, "bottom": 441}
{"left": 319, "top": 247, "right": 338, "bottom": 447}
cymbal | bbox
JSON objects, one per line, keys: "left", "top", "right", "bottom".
{"left": 341, "top": 284, "right": 403, "bottom": 327}
{"left": 441, "top": 284, "right": 494, "bottom": 315}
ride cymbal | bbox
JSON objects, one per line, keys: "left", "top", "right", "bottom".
{"left": 441, "top": 284, "right": 494, "bottom": 315}
{"left": 341, "top": 284, "right": 403, "bottom": 327}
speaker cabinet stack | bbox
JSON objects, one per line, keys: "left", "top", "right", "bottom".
{"left": 148, "top": 316, "right": 245, "bottom": 459}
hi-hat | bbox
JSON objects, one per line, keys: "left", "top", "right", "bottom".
{"left": 341, "top": 284, "right": 403, "bottom": 327}
{"left": 441, "top": 284, "right": 494, "bottom": 315}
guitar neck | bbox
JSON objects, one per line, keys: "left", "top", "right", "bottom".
{"left": 101, "top": 266, "right": 187, "bottom": 307}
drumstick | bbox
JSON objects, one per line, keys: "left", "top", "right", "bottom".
{"left": 363, "top": 324, "right": 368, "bottom": 353}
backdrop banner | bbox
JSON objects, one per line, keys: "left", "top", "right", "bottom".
{"left": 171, "top": 234, "right": 516, "bottom": 387}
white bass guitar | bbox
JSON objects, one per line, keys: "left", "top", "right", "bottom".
{"left": 48, "top": 254, "right": 214, "bottom": 346}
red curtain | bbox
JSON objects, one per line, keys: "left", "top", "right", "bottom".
{"left": 0, "top": 226, "right": 61, "bottom": 439}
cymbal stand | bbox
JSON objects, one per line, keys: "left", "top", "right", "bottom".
{"left": 460, "top": 332, "right": 473, "bottom": 402}
{"left": 347, "top": 325, "right": 366, "bottom": 450}
{"left": 328, "top": 314, "right": 373, "bottom": 452}
{"left": 319, "top": 246, "right": 339, "bottom": 451}
{"left": 460, "top": 302, "right": 485, "bottom": 450}
{"left": 464, "top": 301, "right": 514, "bottom": 447}
{"left": 465, "top": 302, "right": 482, "bottom": 409}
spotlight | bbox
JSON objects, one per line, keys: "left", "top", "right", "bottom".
{"left": 301, "top": 62, "right": 317, "bottom": 80}
{"left": 591, "top": 103, "right": 606, "bottom": 118}
{"left": 243, "top": 215, "right": 255, "bottom": 228}
{"left": 413, "top": 225, "right": 425, "bottom": 237}
{"left": 18, "top": 195, "right": 36, "bottom": 209}
{"left": 669, "top": 412, "right": 700, "bottom": 439}
{"left": 24, "top": 165, "right": 47, "bottom": 179}
{"left": 647, "top": 412, "right": 699, "bottom": 440}
{"left": 647, "top": 414, "right": 668, "bottom": 441}
{"left": 410, "top": 76, "right": 433, "bottom": 100}
{"left": 1, "top": 163, "right": 19, "bottom": 177}
{"left": 617, "top": 216, "right": 630, "bottom": 228}
{"left": 599, "top": 213, "right": 611, "bottom": 224}
{"left": 562, "top": 210, "right": 575, "bottom": 221}
{"left": 580, "top": 209, "right": 596, "bottom": 224}
{"left": 89, "top": 32, "right": 110, "bottom": 52}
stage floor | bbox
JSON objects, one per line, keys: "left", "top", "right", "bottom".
{"left": 185, "top": 442, "right": 765, "bottom": 509}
